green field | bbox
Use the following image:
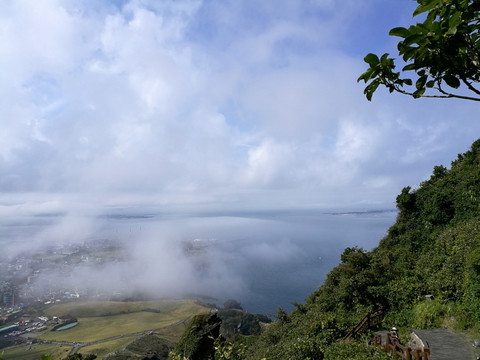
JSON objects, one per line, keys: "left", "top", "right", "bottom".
{"left": 43, "top": 299, "right": 200, "bottom": 318}
{"left": 2, "top": 299, "right": 209, "bottom": 359}
{"left": 77, "top": 337, "right": 133, "bottom": 359}
{"left": 40, "top": 299, "right": 209, "bottom": 343}
{"left": 1, "top": 344, "right": 71, "bottom": 360}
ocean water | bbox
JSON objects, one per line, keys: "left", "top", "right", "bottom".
{"left": 0, "top": 210, "right": 397, "bottom": 315}
{"left": 205, "top": 211, "right": 397, "bottom": 314}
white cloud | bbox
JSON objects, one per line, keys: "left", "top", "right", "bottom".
{"left": 241, "top": 139, "right": 296, "bottom": 186}
{"left": 1, "top": 0, "right": 480, "bottom": 213}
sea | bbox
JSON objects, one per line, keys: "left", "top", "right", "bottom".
{"left": 0, "top": 209, "right": 397, "bottom": 315}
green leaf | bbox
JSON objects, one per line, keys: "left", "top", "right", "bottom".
{"left": 402, "top": 34, "right": 425, "bottom": 47}
{"left": 416, "top": 75, "right": 428, "bottom": 90}
{"left": 426, "top": 80, "right": 435, "bottom": 88}
{"left": 380, "top": 53, "right": 390, "bottom": 64}
{"left": 403, "top": 79, "right": 413, "bottom": 86}
{"left": 357, "top": 68, "right": 375, "bottom": 83}
{"left": 402, "top": 63, "right": 417, "bottom": 71}
{"left": 413, "top": 88, "right": 426, "bottom": 98}
{"left": 364, "top": 53, "right": 380, "bottom": 66}
{"left": 389, "top": 27, "right": 410, "bottom": 38}
{"left": 413, "top": 0, "right": 440, "bottom": 17}
{"left": 365, "top": 79, "right": 380, "bottom": 101}
{"left": 443, "top": 74, "right": 461, "bottom": 88}
{"left": 446, "top": 27, "right": 458, "bottom": 35}
{"left": 448, "top": 12, "right": 463, "bottom": 30}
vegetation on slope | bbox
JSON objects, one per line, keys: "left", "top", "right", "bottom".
{"left": 247, "top": 140, "right": 480, "bottom": 359}
{"left": 170, "top": 139, "right": 480, "bottom": 360}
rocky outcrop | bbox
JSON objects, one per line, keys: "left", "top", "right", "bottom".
{"left": 172, "top": 313, "right": 222, "bottom": 360}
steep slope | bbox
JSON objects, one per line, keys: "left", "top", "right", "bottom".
{"left": 244, "top": 139, "right": 480, "bottom": 359}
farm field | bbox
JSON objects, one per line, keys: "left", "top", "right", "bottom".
{"left": 3, "top": 299, "right": 210, "bottom": 359}
{"left": 43, "top": 299, "right": 204, "bottom": 319}
{"left": 40, "top": 311, "right": 181, "bottom": 343}
{"left": 40, "top": 299, "right": 209, "bottom": 343}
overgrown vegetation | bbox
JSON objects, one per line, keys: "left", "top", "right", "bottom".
{"left": 247, "top": 139, "right": 480, "bottom": 358}
{"left": 217, "top": 309, "right": 271, "bottom": 339}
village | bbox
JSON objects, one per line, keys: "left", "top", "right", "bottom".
{"left": 0, "top": 238, "right": 123, "bottom": 349}
{"left": 0, "top": 236, "right": 212, "bottom": 350}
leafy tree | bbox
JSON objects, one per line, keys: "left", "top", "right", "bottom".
{"left": 218, "top": 309, "right": 271, "bottom": 338}
{"left": 358, "top": 0, "right": 480, "bottom": 101}
{"left": 396, "top": 186, "right": 416, "bottom": 212}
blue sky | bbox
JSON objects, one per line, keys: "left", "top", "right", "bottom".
{"left": 1, "top": 0, "right": 479, "bottom": 217}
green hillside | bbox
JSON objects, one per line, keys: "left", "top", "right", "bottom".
{"left": 169, "top": 140, "right": 480, "bottom": 360}
{"left": 243, "top": 140, "right": 480, "bottom": 359}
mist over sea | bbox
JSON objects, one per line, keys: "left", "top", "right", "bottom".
{"left": 0, "top": 210, "right": 397, "bottom": 315}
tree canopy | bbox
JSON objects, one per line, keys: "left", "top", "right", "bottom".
{"left": 358, "top": 0, "right": 480, "bottom": 101}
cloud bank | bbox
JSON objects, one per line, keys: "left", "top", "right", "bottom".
{"left": 2, "top": 0, "right": 479, "bottom": 215}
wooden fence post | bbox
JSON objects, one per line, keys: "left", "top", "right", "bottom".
{"left": 415, "top": 348, "right": 421, "bottom": 359}
{"left": 385, "top": 332, "right": 391, "bottom": 353}
{"left": 406, "top": 346, "right": 412, "bottom": 360}
{"left": 423, "top": 347, "right": 430, "bottom": 360}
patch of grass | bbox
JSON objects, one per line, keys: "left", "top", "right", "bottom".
{"left": 155, "top": 321, "right": 190, "bottom": 342}
{"left": 412, "top": 300, "right": 448, "bottom": 329}
{"left": 38, "top": 300, "right": 209, "bottom": 343}
{"left": 1, "top": 344, "right": 71, "bottom": 360}
{"left": 126, "top": 334, "right": 175, "bottom": 355}
{"left": 43, "top": 299, "right": 194, "bottom": 318}
{"left": 41, "top": 312, "right": 180, "bottom": 342}
{"left": 77, "top": 337, "right": 134, "bottom": 359}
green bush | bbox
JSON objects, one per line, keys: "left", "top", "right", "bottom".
{"left": 412, "top": 300, "right": 447, "bottom": 328}
{"left": 382, "top": 308, "right": 414, "bottom": 328}
{"left": 323, "top": 342, "right": 389, "bottom": 360}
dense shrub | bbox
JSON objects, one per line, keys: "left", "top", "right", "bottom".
{"left": 412, "top": 300, "right": 448, "bottom": 329}
{"left": 323, "top": 342, "right": 390, "bottom": 360}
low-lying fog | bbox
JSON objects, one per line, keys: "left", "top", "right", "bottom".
{"left": 1, "top": 209, "right": 396, "bottom": 314}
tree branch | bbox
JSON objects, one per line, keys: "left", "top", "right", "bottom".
{"left": 460, "top": 77, "right": 480, "bottom": 95}
{"left": 388, "top": 81, "right": 480, "bottom": 101}
{"left": 436, "top": 81, "right": 480, "bottom": 101}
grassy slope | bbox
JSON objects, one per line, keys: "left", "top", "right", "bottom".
{"left": 40, "top": 300, "right": 208, "bottom": 343}
{"left": 2, "top": 344, "right": 72, "bottom": 360}
{"left": 43, "top": 299, "right": 199, "bottom": 318}
{"left": 77, "top": 338, "right": 133, "bottom": 359}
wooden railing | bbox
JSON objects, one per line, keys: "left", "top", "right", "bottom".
{"left": 344, "top": 309, "right": 430, "bottom": 359}
{"left": 343, "top": 307, "right": 384, "bottom": 340}
{"left": 380, "top": 332, "right": 430, "bottom": 360}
